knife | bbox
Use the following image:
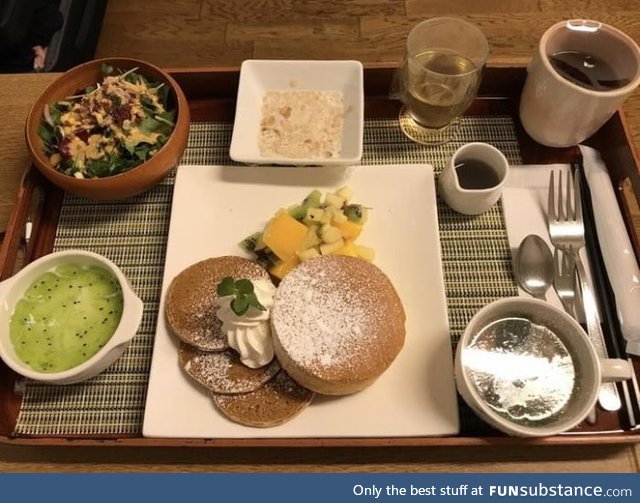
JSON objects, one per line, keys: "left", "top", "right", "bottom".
{"left": 574, "top": 256, "right": 622, "bottom": 412}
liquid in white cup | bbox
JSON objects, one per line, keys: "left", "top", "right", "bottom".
{"left": 520, "top": 19, "right": 640, "bottom": 147}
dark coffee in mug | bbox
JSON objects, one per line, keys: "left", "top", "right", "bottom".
{"left": 549, "top": 50, "right": 632, "bottom": 91}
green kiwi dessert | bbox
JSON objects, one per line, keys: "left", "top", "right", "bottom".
{"left": 9, "top": 264, "right": 124, "bottom": 373}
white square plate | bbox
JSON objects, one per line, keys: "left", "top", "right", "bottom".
{"left": 229, "top": 60, "right": 364, "bottom": 166}
{"left": 143, "top": 164, "right": 459, "bottom": 439}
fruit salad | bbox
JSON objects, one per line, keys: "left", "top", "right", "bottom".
{"left": 240, "top": 187, "right": 374, "bottom": 279}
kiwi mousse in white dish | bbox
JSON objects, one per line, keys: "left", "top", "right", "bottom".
{"left": 0, "top": 250, "right": 144, "bottom": 384}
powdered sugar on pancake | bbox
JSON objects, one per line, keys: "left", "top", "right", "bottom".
{"left": 271, "top": 256, "right": 403, "bottom": 381}
{"left": 180, "top": 345, "right": 280, "bottom": 394}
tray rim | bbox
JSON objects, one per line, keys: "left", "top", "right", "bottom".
{"left": 1, "top": 63, "right": 639, "bottom": 448}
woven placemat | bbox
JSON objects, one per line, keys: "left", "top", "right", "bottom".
{"left": 14, "top": 117, "right": 521, "bottom": 437}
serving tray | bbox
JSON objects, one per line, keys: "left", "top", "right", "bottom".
{"left": 1, "top": 64, "right": 639, "bottom": 447}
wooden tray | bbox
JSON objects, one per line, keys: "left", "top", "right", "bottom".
{"left": 1, "top": 64, "right": 640, "bottom": 447}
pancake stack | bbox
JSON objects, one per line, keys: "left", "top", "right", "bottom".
{"left": 165, "top": 256, "right": 313, "bottom": 427}
{"left": 165, "top": 254, "right": 406, "bottom": 427}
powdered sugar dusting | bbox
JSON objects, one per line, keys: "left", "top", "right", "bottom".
{"left": 180, "top": 346, "right": 280, "bottom": 394}
{"left": 271, "top": 256, "right": 404, "bottom": 381}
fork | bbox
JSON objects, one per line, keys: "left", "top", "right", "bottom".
{"left": 548, "top": 169, "right": 622, "bottom": 413}
{"left": 552, "top": 247, "right": 576, "bottom": 317}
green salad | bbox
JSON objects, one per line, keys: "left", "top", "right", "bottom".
{"left": 38, "top": 64, "right": 176, "bottom": 179}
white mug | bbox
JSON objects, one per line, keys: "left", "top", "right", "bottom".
{"left": 455, "top": 297, "right": 633, "bottom": 437}
{"left": 520, "top": 20, "right": 640, "bottom": 147}
{"left": 438, "top": 142, "right": 509, "bottom": 215}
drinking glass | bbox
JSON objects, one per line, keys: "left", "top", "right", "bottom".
{"left": 394, "top": 18, "right": 489, "bottom": 145}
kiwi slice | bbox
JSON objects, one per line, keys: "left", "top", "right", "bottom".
{"left": 288, "top": 190, "right": 324, "bottom": 221}
{"left": 344, "top": 204, "right": 365, "bottom": 223}
{"left": 302, "top": 190, "right": 323, "bottom": 208}
{"left": 255, "top": 249, "right": 278, "bottom": 269}
{"left": 287, "top": 205, "right": 307, "bottom": 221}
{"left": 239, "top": 232, "right": 263, "bottom": 253}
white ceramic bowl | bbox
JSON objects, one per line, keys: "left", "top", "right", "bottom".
{"left": 0, "top": 250, "right": 144, "bottom": 384}
{"left": 230, "top": 59, "right": 364, "bottom": 166}
{"left": 455, "top": 297, "right": 632, "bottom": 437}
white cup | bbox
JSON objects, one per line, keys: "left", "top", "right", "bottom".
{"left": 520, "top": 19, "right": 640, "bottom": 147}
{"left": 438, "top": 142, "right": 509, "bottom": 215}
{"left": 455, "top": 297, "right": 633, "bottom": 437}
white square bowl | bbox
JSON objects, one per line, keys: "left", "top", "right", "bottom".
{"left": 229, "top": 60, "right": 364, "bottom": 166}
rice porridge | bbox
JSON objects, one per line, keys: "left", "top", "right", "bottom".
{"left": 258, "top": 90, "right": 344, "bottom": 159}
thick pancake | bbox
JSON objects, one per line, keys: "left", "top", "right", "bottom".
{"left": 179, "top": 344, "right": 280, "bottom": 394}
{"left": 165, "top": 256, "right": 270, "bottom": 351}
{"left": 212, "top": 371, "right": 314, "bottom": 428}
{"left": 271, "top": 255, "right": 406, "bottom": 395}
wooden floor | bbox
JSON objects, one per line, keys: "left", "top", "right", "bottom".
{"left": 95, "top": 0, "right": 640, "bottom": 152}
{"left": 96, "top": 0, "right": 640, "bottom": 68}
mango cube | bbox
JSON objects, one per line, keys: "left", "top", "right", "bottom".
{"left": 269, "top": 258, "right": 300, "bottom": 280}
{"left": 262, "top": 212, "right": 309, "bottom": 263}
{"left": 335, "top": 220, "right": 363, "bottom": 240}
{"left": 241, "top": 186, "right": 374, "bottom": 280}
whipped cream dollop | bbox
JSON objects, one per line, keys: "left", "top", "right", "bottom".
{"left": 215, "top": 279, "right": 276, "bottom": 368}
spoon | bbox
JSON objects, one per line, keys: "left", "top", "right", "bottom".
{"left": 515, "top": 234, "right": 554, "bottom": 299}
{"left": 514, "top": 235, "right": 598, "bottom": 425}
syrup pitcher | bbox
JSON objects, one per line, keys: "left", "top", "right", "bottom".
{"left": 438, "top": 142, "right": 509, "bottom": 215}
{"left": 520, "top": 20, "right": 640, "bottom": 147}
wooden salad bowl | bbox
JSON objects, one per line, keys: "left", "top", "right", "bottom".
{"left": 24, "top": 57, "right": 190, "bottom": 200}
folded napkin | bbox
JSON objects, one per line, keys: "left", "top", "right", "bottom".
{"left": 579, "top": 145, "right": 640, "bottom": 356}
{"left": 501, "top": 153, "right": 640, "bottom": 357}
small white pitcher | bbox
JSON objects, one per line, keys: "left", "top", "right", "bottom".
{"left": 438, "top": 142, "right": 509, "bottom": 215}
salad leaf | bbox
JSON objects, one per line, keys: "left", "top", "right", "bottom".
{"left": 101, "top": 63, "right": 114, "bottom": 76}
{"left": 157, "top": 84, "right": 170, "bottom": 106}
{"left": 138, "top": 116, "right": 164, "bottom": 135}
{"left": 38, "top": 123, "right": 55, "bottom": 145}
{"left": 133, "top": 143, "right": 151, "bottom": 161}
{"left": 85, "top": 158, "right": 112, "bottom": 178}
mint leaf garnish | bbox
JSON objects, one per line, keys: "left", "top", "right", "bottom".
{"left": 216, "top": 276, "right": 235, "bottom": 297}
{"left": 247, "top": 293, "right": 266, "bottom": 312}
{"left": 235, "top": 279, "right": 255, "bottom": 295}
{"left": 216, "top": 277, "right": 266, "bottom": 316}
{"left": 231, "top": 296, "right": 249, "bottom": 316}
